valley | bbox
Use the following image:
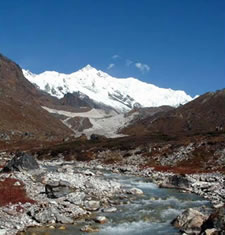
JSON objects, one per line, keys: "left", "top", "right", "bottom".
{"left": 0, "top": 54, "right": 224, "bottom": 234}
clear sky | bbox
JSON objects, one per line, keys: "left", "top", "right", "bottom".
{"left": 0, "top": 0, "right": 224, "bottom": 96}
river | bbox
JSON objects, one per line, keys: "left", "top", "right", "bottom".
{"left": 26, "top": 167, "right": 211, "bottom": 235}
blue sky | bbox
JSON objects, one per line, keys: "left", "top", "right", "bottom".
{"left": 0, "top": 0, "right": 224, "bottom": 96}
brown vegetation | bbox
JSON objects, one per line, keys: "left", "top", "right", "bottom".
{"left": 0, "top": 178, "right": 35, "bottom": 206}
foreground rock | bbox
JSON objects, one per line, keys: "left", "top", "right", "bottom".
{"left": 80, "top": 225, "right": 100, "bottom": 233}
{"left": 201, "top": 206, "right": 225, "bottom": 234}
{"left": 45, "top": 181, "right": 72, "bottom": 198}
{"left": 160, "top": 174, "right": 191, "bottom": 190}
{"left": 94, "top": 216, "right": 108, "bottom": 224}
{"left": 172, "top": 208, "right": 208, "bottom": 234}
{"left": 0, "top": 159, "right": 126, "bottom": 234}
{"left": 2, "top": 152, "right": 39, "bottom": 172}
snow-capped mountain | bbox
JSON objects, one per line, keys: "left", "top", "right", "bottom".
{"left": 23, "top": 65, "right": 193, "bottom": 112}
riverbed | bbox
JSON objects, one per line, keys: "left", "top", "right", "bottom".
{"left": 26, "top": 166, "right": 211, "bottom": 235}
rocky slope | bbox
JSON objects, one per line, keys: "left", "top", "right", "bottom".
{"left": 0, "top": 54, "right": 73, "bottom": 143}
{"left": 122, "top": 89, "right": 225, "bottom": 136}
{"left": 23, "top": 65, "right": 193, "bottom": 112}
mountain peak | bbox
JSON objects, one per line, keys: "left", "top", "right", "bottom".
{"left": 81, "top": 64, "right": 95, "bottom": 71}
{"left": 23, "top": 66, "right": 193, "bottom": 112}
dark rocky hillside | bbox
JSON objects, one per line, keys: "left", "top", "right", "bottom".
{"left": 0, "top": 54, "right": 72, "bottom": 143}
{"left": 122, "top": 89, "right": 225, "bottom": 136}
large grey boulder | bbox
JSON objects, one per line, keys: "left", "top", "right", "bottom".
{"left": 2, "top": 152, "right": 39, "bottom": 172}
{"left": 160, "top": 174, "right": 191, "bottom": 190}
{"left": 172, "top": 208, "right": 208, "bottom": 234}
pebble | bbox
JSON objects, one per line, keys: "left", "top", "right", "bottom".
{"left": 103, "top": 207, "right": 117, "bottom": 213}
{"left": 95, "top": 216, "right": 108, "bottom": 224}
{"left": 58, "top": 225, "right": 66, "bottom": 230}
{"left": 128, "top": 187, "right": 144, "bottom": 195}
{"left": 80, "top": 225, "right": 99, "bottom": 233}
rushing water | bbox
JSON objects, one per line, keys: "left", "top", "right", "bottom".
{"left": 26, "top": 167, "right": 211, "bottom": 235}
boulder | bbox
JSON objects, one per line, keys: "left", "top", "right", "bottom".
{"left": 172, "top": 208, "right": 207, "bottom": 233}
{"left": 65, "top": 192, "right": 85, "bottom": 205}
{"left": 84, "top": 200, "right": 100, "bottom": 211}
{"left": 161, "top": 174, "right": 191, "bottom": 190}
{"left": 0, "top": 229, "right": 7, "bottom": 235}
{"left": 2, "top": 152, "right": 39, "bottom": 172}
{"left": 28, "top": 206, "right": 73, "bottom": 224}
{"left": 103, "top": 207, "right": 117, "bottom": 213}
{"left": 201, "top": 206, "right": 225, "bottom": 234}
{"left": 128, "top": 188, "right": 144, "bottom": 195}
{"left": 45, "top": 181, "right": 72, "bottom": 198}
{"left": 203, "top": 228, "right": 218, "bottom": 235}
{"left": 80, "top": 225, "right": 99, "bottom": 233}
{"left": 95, "top": 216, "right": 108, "bottom": 224}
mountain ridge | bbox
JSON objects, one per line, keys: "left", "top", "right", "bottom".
{"left": 0, "top": 53, "right": 73, "bottom": 144}
{"left": 23, "top": 65, "right": 193, "bottom": 112}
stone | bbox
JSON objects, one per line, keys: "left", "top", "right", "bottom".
{"left": 28, "top": 206, "right": 73, "bottom": 224}
{"left": 80, "top": 225, "right": 99, "bottom": 233}
{"left": 13, "top": 181, "right": 21, "bottom": 186}
{"left": 95, "top": 165, "right": 103, "bottom": 170}
{"left": 58, "top": 226, "right": 66, "bottom": 230}
{"left": 128, "top": 188, "right": 144, "bottom": 195}
{"left": 55, "top": 213, "right": 73, "bottom": 224}
{"left": 103, "top": 207, "right": 117, "bottom": 213}
{"left": 201, "top": 206, "right": 225, "bottom": 233}
{"left": 203, "top": 228, "right": 217, "bottom": 235}
{"left": 2, "top": 152, "right": 39, "bottom": 172}
{"left": 65, "top": 192, "right": 85, "bottom": 205}
{"left": 171, "top": 208, "right": 207, "bottom": 233}
{"left": 45, "top": 183, "right": 71, "bottom": 198}
{"left": 83, "top": 170, "right": 95, "bottom": 176}
{"left": 84, "top": 200, "right": 100, "bottom": 211}
{"left": 161, "top": 174, "right": 191, "bottom": 190}
{"left": 0, "top": 229, "right": 7, "bottom": 235}
{"left": 95, "top": 216, "right": 108, "bottom": 224}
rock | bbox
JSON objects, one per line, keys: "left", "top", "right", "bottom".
{"left": 201, "top": 206, "right": 225, "bottom": 233}
{"left": 95, "top": 165, "right": 103, "bottom": 170}
{"left": 171, "top": 208, "right": 207, "bottom": 233}
{"left": 203, "top": 228, "right": 217, "bottom": 235}
{"left": 55, "top": 213, "right": 73, "bottom": 224}
{"left": 161, "top": 174, "right": 191, "bottom": 190}
{"left": 65, "top": 192, "right": 85, "bottom": 205}
{"left": 0, "top": 229, "right": 7, "bottom": 235}
{"left": 28, "top": 206, "right": 73, "bottom": 224}
{"left": 45, "top": 183, "right": 71, "bottom": 198}
{"left": 2, "top": 152, "right": 39, "bottom": 172}
{"left": 95, "top": 216, "right": 108, "bottom": 224}
{"left": 213, "top": 202, "right": 224, "bottom": 209}
{"left": 90, "top": 134, "right": 107, "bottom": 141}
{"left": 58, "top": 225, "right": 66, "bottom": 230}
{"left": 80, "top": 225, "right": 99, "bottom": 233}
{"left": 84, "top": 200, "right": 100, "bottom": 211}
{"left": 13, "top": 181, "right": 21, "bottom": 186}
{"left": 83, "top": 170, "right": 95, "bottom": 176}
{"left": 103, "top": 207, "right": 117, "bottom": 213}
{"left": 49, "top": 225, "right": 55, "bottom": 229}
{"left": 128, "top": 188, "right": 144, "bottom": 195}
